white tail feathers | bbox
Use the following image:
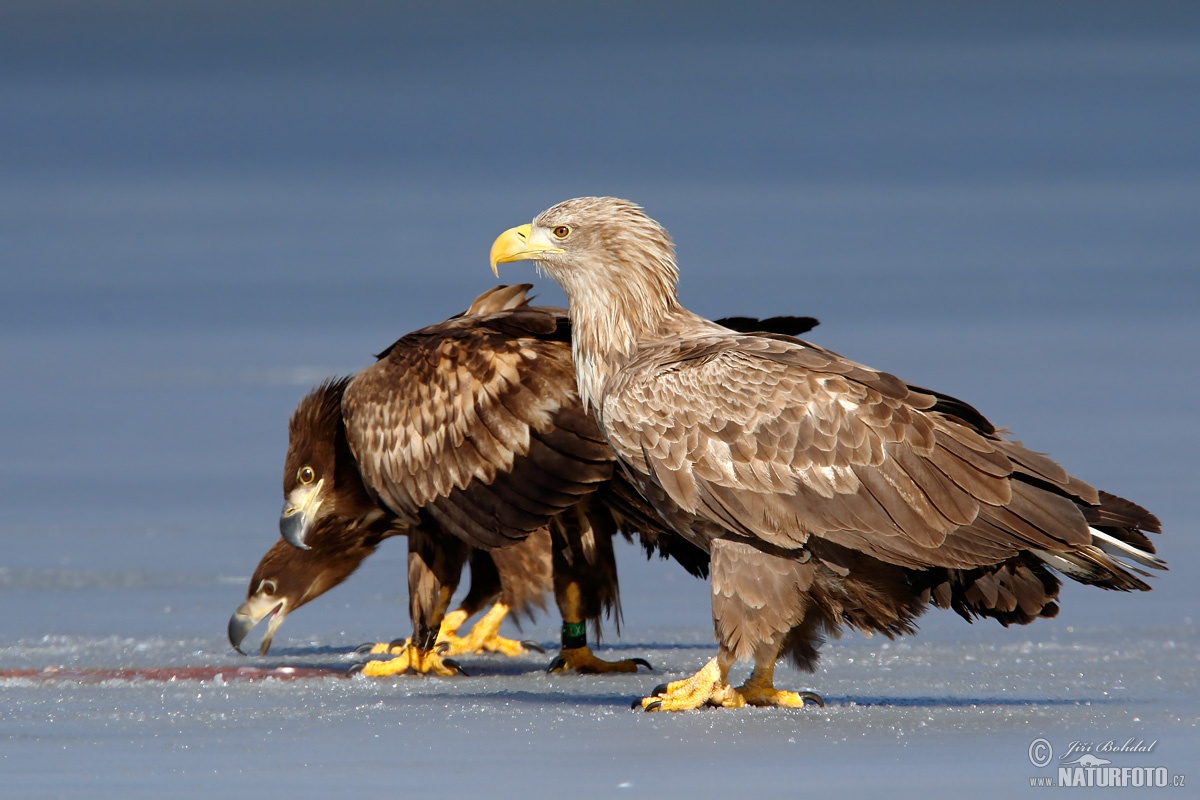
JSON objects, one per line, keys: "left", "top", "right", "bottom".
{"left": 1088, "top": 526, "right": 1166, "bottom": 572}
{"left": 1030, "top": 524, "right": 1164, "bottom": 592}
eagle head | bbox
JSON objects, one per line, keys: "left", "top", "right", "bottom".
{"left": 228, "top": 534, "right": 376, "bottom": 656}
{"left": 279, "top": 378, "right": 357, "bottom": 549}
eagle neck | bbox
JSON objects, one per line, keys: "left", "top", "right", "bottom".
{"left": 560, "top": 259, "right": 684, "bottom": 415}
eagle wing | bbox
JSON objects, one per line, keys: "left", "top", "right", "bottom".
{"left": 343, "top": 305, "right": 614, "bottom": 550}
{"left": 603, "top": 331, "right": 1094, "bottom": 569}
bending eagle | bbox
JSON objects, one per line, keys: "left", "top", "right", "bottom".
{"left": 490, "top": 196, "right": 1166, "bottom": 712}
{"left": 228, "top": 378, "right": 558, "bottom": 666}
{"left": 229, "top": 284, "right": 818, "bottom": 676}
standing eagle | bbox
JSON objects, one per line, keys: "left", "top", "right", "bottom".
{"left": 490, "top": 197, "right": 1165, "bottom": 712}
{"left": 229, "top": 284, "right": 818, "bottom": 676}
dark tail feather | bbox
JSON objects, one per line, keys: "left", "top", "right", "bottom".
{"left": 1084, "top": 490, "right": 1163, "bottom": 557}
{"left": 1028, "top": 489, "right": 1165, "bottom": 591}
{"left": 716, "top": 315, "right": 820, "bottom": 338}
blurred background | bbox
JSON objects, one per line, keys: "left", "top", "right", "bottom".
{"left": 2, "top": 2, "right": 1198, "bottom": 795}
{"left": 1, "top": 0, "right": 1196, "bottom": 651}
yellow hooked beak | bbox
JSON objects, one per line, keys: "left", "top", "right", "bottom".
{"left": 489, "top": 223, "right": 565, "bottom": 276}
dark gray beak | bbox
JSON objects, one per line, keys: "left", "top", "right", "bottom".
{"left": 279, "top": 503, "right": 312, "bottom": 550}
{"left": 228, "top": 594, "right": 287, "bottom": 656}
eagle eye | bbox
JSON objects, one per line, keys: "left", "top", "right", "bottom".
{"left": 258, "top": 579, "right": 277, "bottom": 595}
{"left": 298, "top": 466, "right": 315, "bottom": 484}
{"left": 551, "top": 225, "right": 571, "bottom": 239}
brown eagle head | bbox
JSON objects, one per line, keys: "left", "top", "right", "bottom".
{"left": 278, "top": 377, "right": 372, "bottom": 549}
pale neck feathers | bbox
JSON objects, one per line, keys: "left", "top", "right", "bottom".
{"left": 552, "top": 238, "right": 691, "bottom": 414}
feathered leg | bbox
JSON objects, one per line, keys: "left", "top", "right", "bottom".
{"left": 637, "top": 539, "right": 821, "bottom": 711}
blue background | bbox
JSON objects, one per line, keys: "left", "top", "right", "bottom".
{"left": 2, "top": 2, "right": 1196, "bottom": 796}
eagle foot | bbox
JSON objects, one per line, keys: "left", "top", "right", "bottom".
{"left": 725, "top": 682, "right": 825, "bottom": 709}
{"left": 434, "top": 602, "right": 542, "bottom": 657}
{"left": 437, "top": 631, "right": 538, "bottom": 657}
{"left": 351, "top": 604, "right": 483, "bottom": 658}
{"left": 634, "top": 657, "right": 726, "bottom": 712}
{"left": 438, "top": 628, "right": 539, "bottom": 657}
{"left": 549, "top": 646, "right": 652, "bottom": 674}
{"left": 352, "top": 643, "right": 465, "bottom": 678}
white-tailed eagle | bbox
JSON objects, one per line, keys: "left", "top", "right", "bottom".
{"left": 491, "top": 197, "right": 1165, "bottom": 711}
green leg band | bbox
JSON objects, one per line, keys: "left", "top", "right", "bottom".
{"left": 561, "top": 621, "right": 587, "bottom": 650}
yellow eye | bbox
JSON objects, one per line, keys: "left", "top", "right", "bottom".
{"left": 552, "top": 225, "right": 571, "bottom": 239}
{"left": 298, "top": 466, "right": 315, "bottom": 484}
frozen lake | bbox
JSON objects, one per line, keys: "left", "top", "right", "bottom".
{"left": 2, "top": 1, "right": 1197, "bottom": 796}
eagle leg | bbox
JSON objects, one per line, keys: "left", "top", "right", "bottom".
{"left": 637, "top": 541, "right": 823, "bottom": 710}
{"left": 352, "top": 530, "right": 470, "bottom": 673}
{"left": 548, "top": 579, "right": 651, "bottom": 674}
{"left": 437, "top": 607, "right": 471, "bottom": 640}
{"left": 437, "top": 602, "right": 544, "bottom": 657}
{"left": 634, "top": 655, "right": 735, "bottom": 711}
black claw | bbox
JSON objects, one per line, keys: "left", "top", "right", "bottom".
{"left": 435, "top": 642, "right": 450, "bottom": 655}
{"left": 353, "top": 643, "right": 377, "bottom": 655}
{"left": 387, "top": 638, "right": 407, "bottom": 651}
{"left": 799, "top": 691, "right": 825, "bottom": 708}
{"left": 522, "top": 640, "right": 546, "bottom": 654}
{"left": 644, "top": 700, "right": 662, "bottom": 713}
{"left": 651, "top": 682, "right": 669, "bottom": 697}
{"left": 546, "top": 656, "right": 566, "bottom": 673}
{"left": 631, "top": 658, "right": 653, "bottom": 672}
{"left": 347, "top": 662, "right": 365, "bottom": 676}
{"left": 630, "top": 698, "right": 643, "bottom": 710}
{"left": 443, "top": 658, "right": 468, "bottom": 677}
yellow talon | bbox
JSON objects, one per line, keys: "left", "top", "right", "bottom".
{"left": 636, "top": 657, "right": 728, "bottom": 712}
{"left": 632, "top": 652, "right": 824, "bottom": 712}
{"left": 363, "top": 640, "right": 405, "bottom": 656}
{"left": 729, "top": 683, "right": 820, "bottom": 708}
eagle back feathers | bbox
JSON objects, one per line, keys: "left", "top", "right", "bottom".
{"left": 602, "top": 330, "right": 1023, "bottom": 561}
{"left": 343, "top": 298, "right": 615, "bottom": 550}
{"left": 599, "top": 317, "right": 1147, "bottom": 588}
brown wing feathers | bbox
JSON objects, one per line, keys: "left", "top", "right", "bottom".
{"left": 620, "top": 330, "right": 1160, "bottom": 591}
{"left": 345, "top": 305, "right": 612, "bottom": 551}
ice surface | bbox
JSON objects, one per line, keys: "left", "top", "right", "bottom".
{"left": 1, "top": 2, "right": 1197, "bottom": 797}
